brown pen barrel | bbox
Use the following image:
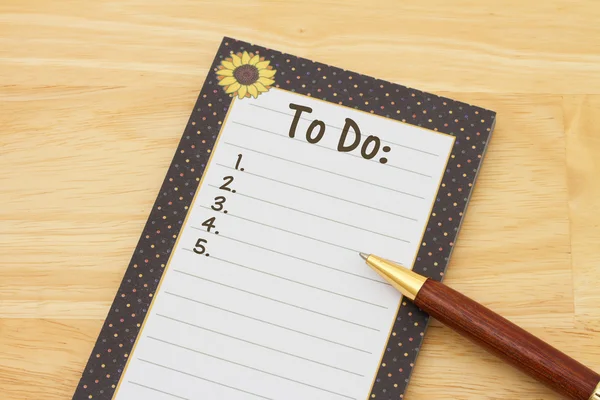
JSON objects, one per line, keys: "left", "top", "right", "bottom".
{"left": 414, "top": 279, "right": 600, "bottom": 400}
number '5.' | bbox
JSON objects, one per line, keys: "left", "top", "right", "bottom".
{"left": 193, "top": 238, "right": 207, "bottom": 254}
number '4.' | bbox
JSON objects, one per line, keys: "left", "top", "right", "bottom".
{"left": 202, "top": 217, "right": 217, "bottom": 232}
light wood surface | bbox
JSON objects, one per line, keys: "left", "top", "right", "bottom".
{"left": 1, "top": 1, "right": 600, "bottom": 399}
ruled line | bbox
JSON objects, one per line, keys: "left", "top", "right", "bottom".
{"left": 128, "top": 381, "right": 189, "bottom": 400}
{"left": 138, "top": 359, "right": 274, "bottom": 400}
{"left": 249, "top": 103, "right": 441, "bottom": 157}
{"left": 184, "top": 232, "right": 389, "bottom": 285}
{"left": 207, "top": 183, "right": 411, "bottom": 243}
{"left": 148, "top": 337, "right": 357, "bottom": 400}
{"left": 156, "top": 313, "right": 365, "bottom": 377}
{"left": 201, "top": 254, "right": 387, "bottom": 308}
{"left": 197, "top": 205, "right": 379, "bottom": 252}
{"left": 232, "top": 120, "right": 432, "bottom": 178}
{"left": 164, "top": 291, "right": 373, "bottom": 354}
{"left": 215, "top": 163, "right": 418, "bottom": 222}
{"left": 224, "top": 141, "right": 425, "bottom": 199}
{"left": 172, "top": 269, "right": 381, "bottom": 331}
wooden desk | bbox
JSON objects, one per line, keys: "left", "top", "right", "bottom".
{"left": 2, "top": 1, "right": 599, "bottom": 398}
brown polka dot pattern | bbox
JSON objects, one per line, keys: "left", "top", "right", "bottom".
{"left": 72, "top": 37, "right": 495, "bottom": 400}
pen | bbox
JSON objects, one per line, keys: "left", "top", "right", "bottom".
{"left": 359, "top": 253, "right": 600, "bottom": 400}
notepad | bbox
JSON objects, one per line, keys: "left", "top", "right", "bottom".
{"left": 73, "top": 38, "right": 495, "bottom": 400}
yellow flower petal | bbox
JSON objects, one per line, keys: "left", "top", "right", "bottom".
{"left": 259, "top": 69, "right": 276, "bottom": 78}
{"left": 238, "top": 85, "right": 248, "bottom": 99}
{"left": 218, "top": 76, "right": 237, "bottom": 86}
{"left": 216, "top": 69, "right": 234, "bottom": 76}
{"left": 221, "top": 60, "right": 235, "bottom": 70}
{"left": 241, "top": 51, "right": 250, "bottom": 65}
{"left": 258, "top": 77, "right": 275, "bottom": 87}
{"left": 255, "top": 60, "right": 270, "bottom": 70}
{"left": 225, "top": 82, "right": 241, "bottom": 94}
{"left": 249, "top": 54, "right": 260, "bottom": 65}
{"left": 247, "top": 84, "right": 259, "bottom": 98}
{"left": 254, "top": 81, "right": 269, "bottom": 92}
{"left": 231, "top": 53, "right": 242, "bottom": 67}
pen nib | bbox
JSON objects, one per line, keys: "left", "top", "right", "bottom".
{"left": 359, "top": 252, "right": 369, "bottom": 261}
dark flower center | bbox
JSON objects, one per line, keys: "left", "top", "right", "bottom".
{"left": 233, "top": 64, "right": 259, "bottom": 85}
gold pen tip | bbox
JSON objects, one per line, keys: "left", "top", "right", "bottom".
{"left": 358, "top": 253, "right": 427, "bottom": 301}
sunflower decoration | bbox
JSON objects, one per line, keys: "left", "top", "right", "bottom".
{"left": 217, "top": 51, "right": 276, "bottom": 99}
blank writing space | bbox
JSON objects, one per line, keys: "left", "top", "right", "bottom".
{"left": 172, "top": 269, "right": 381, "bottom": 331}
{"left": 154, "top": 290, "right": 375, "bottom": 361}
{"left": 155, "top": 314, "right": 365, "bottom": 377}
{"left": 174, "top": 250, "right": 390, "bottom": 313}
{"left": 195, "top": 252, "right": 389, "bottom": 307}
{"left": 114, "top": 88, "right": 455, "bottom": 400}
{"left": 171, "top": 255, "right": 387, "bottom": 318}
{"left": 138, "top": 343, "right": 356, "bottom": 400}
{"left": 122, "top": 357, "right": 275, "bottom": 400}
{"left": 127, "top": 382, "right": 189, "bottom": 400}
{"left": 162, "top": 269, "right": 381, "bottom": 345}
{"left": 148, "top": 337, "right": 358, "bottom": 399}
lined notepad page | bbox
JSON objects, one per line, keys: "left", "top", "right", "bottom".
{"left": 115, "top": 89, "right": 454, "bottom": 400}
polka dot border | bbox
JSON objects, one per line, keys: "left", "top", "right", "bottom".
{"left": 72, "top": 37, "right": 495, "bottom": 400}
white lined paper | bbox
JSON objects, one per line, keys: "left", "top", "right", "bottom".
{"left": 115, "top": 89, "right": 454, "bottom": 400}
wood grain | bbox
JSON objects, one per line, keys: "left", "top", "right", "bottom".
{"left": 415, "top": 279, "right": 600, "bottom": 400}
{"left": 1, "top": 1, "right": 600, "bottom": 399}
